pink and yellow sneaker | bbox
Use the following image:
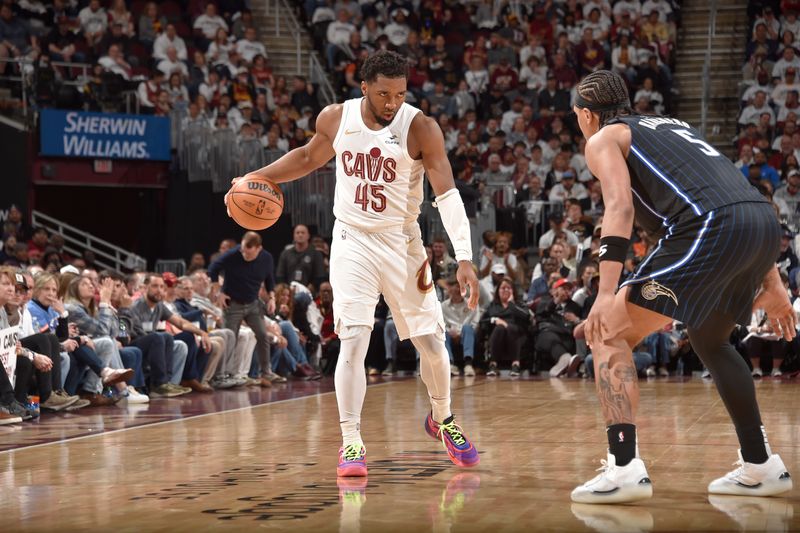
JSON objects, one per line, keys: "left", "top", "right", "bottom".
{"left": 337, "top": 443, "right": 368, "bottom": 477}
{"left": 425, "top": 413, "right": 480, "bottom": 468}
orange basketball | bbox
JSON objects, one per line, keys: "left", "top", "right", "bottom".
{"left": 228, "top": 177, "right": 284, "bottom": 230}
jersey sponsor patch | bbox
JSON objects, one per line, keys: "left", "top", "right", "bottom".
{"left": 640, "top": 280, "right": 678, "bottom": 306}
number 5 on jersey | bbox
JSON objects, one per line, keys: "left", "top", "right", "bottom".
{"left": 355, "top": 183, "right": 386, "bottom": 212}
{"left": 671, "top": 129, "right": 721, "bottom": 157}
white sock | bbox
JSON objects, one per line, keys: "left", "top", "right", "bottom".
{"left": 411, "top": 331, "right": 452, "bottom": 423}
{"left": 335, "top": 326, "right": 372, "bottom": 447}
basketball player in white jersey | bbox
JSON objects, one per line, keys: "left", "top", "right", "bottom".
{"left": 226, "top": 51, "right": 481, "bottom": 476}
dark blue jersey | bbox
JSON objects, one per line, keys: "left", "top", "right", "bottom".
{"left": 607, "top": 115, "right": 768, "bottom": 233}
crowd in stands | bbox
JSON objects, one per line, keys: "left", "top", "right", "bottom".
{"left": 4, "top": 1, "right": 800, "bottom": 425}
{"left": 736, "top": 2, "right": 800, "bottom": 377}
{"left": 3, "top": 202, "right": 798, "bottom": 426}
{"left": 0, "top": 218, "right": 332, "bottom": 424}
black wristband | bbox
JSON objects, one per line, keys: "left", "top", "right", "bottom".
{"left": 599, "top": 236, "right": 629, "bottom": 264}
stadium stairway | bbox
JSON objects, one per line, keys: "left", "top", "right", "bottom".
{"left": 674, "top": 1, "right": 748, "bottom": 158}
{"left": 252, "top": 0, "right": 333, "bottom": 103}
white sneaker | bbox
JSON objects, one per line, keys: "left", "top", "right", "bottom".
{"left": 571, "top": 453, "right": 653, "bottom": 504}
{"left": 771, "top": 368, "right": 782, "bottom": 377}
{"left": 450, "top": 364, "right": 460, "bottom": 376}
{"left": 702, "top": 368, "right": 712, "bottom": 379}
{"left": 122, "top": 386, "right": 150, "bottom": 404}
{"left": 752, "top": 367, "right": 763, "bottom": 378}
{"left": 708, "top": 451, "right": 792, "bottom": 496}
{"left": 708, "top": 494, "right": 794, "bottom": 531}
{"left": 645, "top": 366, "right": 656, "bottom": 377}
{"left": 549, "top": 353, "right": 572, "bottom": 377}
{"left": 463, "top": 364, "right": 475, "bottom": 377}
{"left": 571, "top": 503, "right": 654, "bottom": 533}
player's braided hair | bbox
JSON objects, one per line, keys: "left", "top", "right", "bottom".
{"left": 360, "top": 50, "right": 409, "bottom": 82}
{"left": 576, "top": 70, "right": 633, "bottom": 126}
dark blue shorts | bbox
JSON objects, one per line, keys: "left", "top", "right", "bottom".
{"left": 621, "top": 202, "right": 780, "bottom": 328}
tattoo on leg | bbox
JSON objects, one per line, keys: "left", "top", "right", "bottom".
{"left": 596, "top": 353, "right": 638, "bottom": 425}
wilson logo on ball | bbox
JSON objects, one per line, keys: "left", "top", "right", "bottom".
{"left": 247, "top": 181, "right": 282, "bottom": 199}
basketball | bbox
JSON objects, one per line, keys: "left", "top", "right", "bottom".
{"left": 227, "top": 177, "right": 284, "bottom": 230}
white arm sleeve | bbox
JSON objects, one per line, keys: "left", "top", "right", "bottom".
{"left": 434, "top": 188, "right": 473, "bottom": 263}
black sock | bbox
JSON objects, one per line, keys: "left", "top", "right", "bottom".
{"left": 736, "top": 424, "right": 769, "bottom": 464}
{"left": 607, "top": 424, "right": 637, "bottom": 466}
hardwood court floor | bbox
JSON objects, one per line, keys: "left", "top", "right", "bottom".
{"left": 2, "top": 376, "right": 799, "bottom": 532}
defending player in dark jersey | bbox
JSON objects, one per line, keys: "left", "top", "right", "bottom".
{"left": 570, "top": 70, "right": 795, "bottom": 504}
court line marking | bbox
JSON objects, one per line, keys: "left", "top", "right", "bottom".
{"left": 0, "top": 381, "right": 403, "bottom": 455}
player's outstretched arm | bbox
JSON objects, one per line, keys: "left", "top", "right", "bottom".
{"left": 413, "top": 114, "right": 480, "bottom": 309}
{"left": 239, "top": 104, "right": 341, "bottom": 185}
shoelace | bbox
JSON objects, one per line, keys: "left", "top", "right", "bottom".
{"left": 439, "top": 419, "right": 466, "bottom": 447}
{"left": 342, "top": 444, "right": 364, "bottom": 462}
{"left": 596, "top": 459, "right": 611, "bottom": 473}
{"left": 725, "top": 458, "right": 746, "bottom": 480}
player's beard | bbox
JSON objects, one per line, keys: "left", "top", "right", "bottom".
{"left": 366, "top": 96, "right": 396, "bottom": 127}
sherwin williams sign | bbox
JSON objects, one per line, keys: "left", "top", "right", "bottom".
{"left": 40, "top": 109, "right": 171, "bottom": 161}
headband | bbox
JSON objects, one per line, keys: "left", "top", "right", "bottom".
{"left": 574, "top": 93, "right": 625, "bottom": 112}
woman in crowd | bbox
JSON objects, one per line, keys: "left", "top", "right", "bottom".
{"left": 20, "top": 272, "right": 83, "bottom": 410}
{"left": 4, "top": 269, "right": 58, "bottom": 416}
{"left": 207, "top": 28, "right": 234, "bottom": 71}
{"left": 480, "top": 278, "right": 532, "bottom": 377}
{"left": 269, "top": 284, "right": 318, "bottom": 379}
{"left": 29, "top": 272, "right": 132, "bottom": 407}
{"left": 138, "top": 2, "right": 166, "bottom": 47}
{"left": 167, "top": 72, "right": 190, "bottom": 111}
{"left": 65, "top": 275, "right": 147, "bottom": 403}
{"left": 746, "top": 307, "right": 787, "bottom": 378}
{"left": 250, "top": 54, "right": 274, "bottom": 91}
{"left": 108, "top": 0, "right": 135, "bottom": 37}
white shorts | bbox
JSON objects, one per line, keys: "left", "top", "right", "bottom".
{"left": 329, "top": 219, "right": 445, "bottom": 340}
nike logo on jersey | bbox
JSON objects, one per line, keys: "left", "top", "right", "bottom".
{"left": 345, "top": 129, "right": 361, "bottom": 135}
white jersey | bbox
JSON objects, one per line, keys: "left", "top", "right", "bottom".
{"left": 332, "top": 98, "right": 425, "bottom": 231}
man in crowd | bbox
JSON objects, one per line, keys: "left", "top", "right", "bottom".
{"left": 187, "top": 270, "right": 252, "bottom": 388}
{"left": 442, "top": 277, "right": 480, "bottom": 377}
{"left": 116, "top": 276, "right": 189, "bottom": 397}
{"left": 208, "top": 231, "right": 284, "bottom": 383}
{"left": 275, "top": 224, "right": 327, "bottom": 289}
{"left": 131, "top": 274, "right": 213, "bottom": 391}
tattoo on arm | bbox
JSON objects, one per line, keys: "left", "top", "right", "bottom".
{"left": 596, "top": 359, "right": 638, "bottom": 425}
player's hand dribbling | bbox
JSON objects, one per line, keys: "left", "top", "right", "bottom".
{"left": 456, "top": 261, "right": 480, "bottom": 310}
{"left": 224, "top": 176, "right": 244, "bottom": 218}
{"left": 224, "top": 174, "right": 259, "bottom": 217}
